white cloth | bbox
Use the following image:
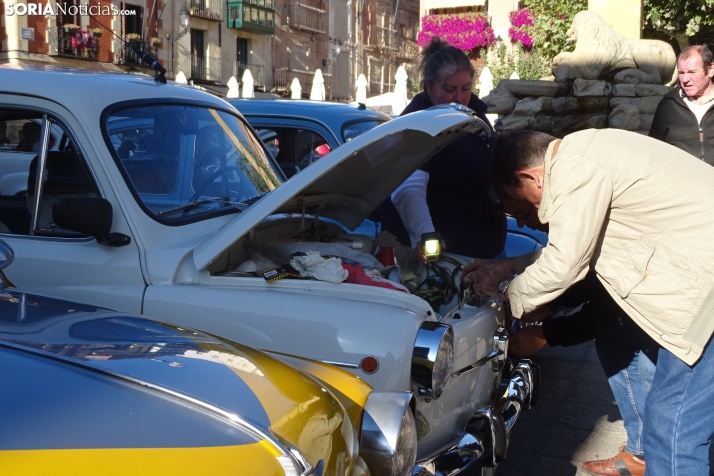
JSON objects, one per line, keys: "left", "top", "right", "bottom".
{"left": 680, "top": 88, "right": 714, "bottom": 125}
{"left": 390, "top": 169, "right": 435, "bottom": 248}
{"left": 284, "top": 242, "right": 383, "bottom": 269}
{"left": 290, "top": 251, "right": 348, "bottom": 283}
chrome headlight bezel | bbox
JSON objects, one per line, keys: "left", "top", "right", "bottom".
{"left": 359, "top": 391, "right": 417, "bottom": 476}
{"left": 411, "top": 322, "right": 454, "bottom": 399}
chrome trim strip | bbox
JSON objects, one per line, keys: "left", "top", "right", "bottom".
{"left": 30, "top": 114, "right": 51, "bottom": 235}
{"left": 319, "top": 359, "right": 360, "bottom": 369}
{"left": 0, "top": 339, "right": 302, "bottom": 466}
{"left": 450, "top": 349, "right": 503, "bottom": 377}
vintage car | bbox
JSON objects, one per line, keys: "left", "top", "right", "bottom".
{"left": 0, "top": 66, "right": 538, "bottom": 475}
{"left": 230, "top": 97, "right": 545, "bottom": 255}
{"left": 0, "top": 239, "right": 408, "bottom": 476}
{"left": 228, "top": 98, "right": 391, "bottom": 178}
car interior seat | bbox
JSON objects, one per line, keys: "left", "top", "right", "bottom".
{"left": 26, "top": 151, "right": 98, "bottom": 232}
{"left": 15, "top": 121, "right": 41, "bottom": 152}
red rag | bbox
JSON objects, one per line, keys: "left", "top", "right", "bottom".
{"left": 342, "top": 263, "right": 408, "bottom": 293}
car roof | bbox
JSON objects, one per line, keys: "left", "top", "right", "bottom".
{"left": 0, "top": 67, "right": 232, "bottom": 113}
{"left": 228, "top": 98, "right": 391, "bottom": 121}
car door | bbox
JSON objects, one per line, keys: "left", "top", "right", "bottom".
{"left": 0, "top": 96, "right": 146, "bottom": 312}
{"left": 244, "top": 117, "right": 338, "bottom": 178}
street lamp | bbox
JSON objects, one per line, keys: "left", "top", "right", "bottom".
{"left": 166, "top": 8, "right": 190, "bottom": 41}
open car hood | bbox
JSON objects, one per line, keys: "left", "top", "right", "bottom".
{"left": 193, "top": 104, "right": 491, "bottom": 271}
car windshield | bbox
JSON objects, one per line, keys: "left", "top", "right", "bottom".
{"left": 104, "top": 104, "right": 282, "bottom": 221}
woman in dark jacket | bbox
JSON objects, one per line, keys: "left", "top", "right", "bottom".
{"left": 380, "top": 37, "right": 506, "bottom": 261}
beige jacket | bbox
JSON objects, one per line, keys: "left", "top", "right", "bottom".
{"left": 509, "top": 129, "right": 714, "bottom": 365}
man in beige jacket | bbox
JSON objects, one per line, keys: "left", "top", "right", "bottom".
{"left": 485, "top": 128, "right": 714, "bottom": 475}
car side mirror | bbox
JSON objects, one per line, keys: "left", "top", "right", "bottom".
{"left": 53, "top": 197, "right": 131, "bottom": 247}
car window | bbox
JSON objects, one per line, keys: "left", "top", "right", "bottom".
{"left": 105, "top": 105, "right": 282, "bottom": 222}
{"left": 0, "top": 110, "right": 98, "bottom": 237}
{"left": 254, "top": 127, "right": 329, "bottom": 178}
{"left": 342, "top": 120, "right": 386, "bottom": 142}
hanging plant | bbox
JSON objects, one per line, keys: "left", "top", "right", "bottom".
{"left": 508, "top": 8, "right": 535, "bottom": 49}
{"left": 63, "top": 23, "right": 80, "bottom": 32}
{"left": 90, "top": 27, "right": 103, "bottom": 37}
{"left": 125, "top": 33, "right": 142, "bottom": 41}
{"left": 417, "top": 12, "right": 495, "bottom": 52}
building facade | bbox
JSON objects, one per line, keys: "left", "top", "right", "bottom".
{"left": 1, "top": 0, "right": 420, "bottom": 100}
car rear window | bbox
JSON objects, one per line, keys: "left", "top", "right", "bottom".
{"left": 342, "top": 120, "right": 386, "bottom": 142}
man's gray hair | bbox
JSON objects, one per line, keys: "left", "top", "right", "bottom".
{"left": 679, "top": 45, "right": 714, "bottom": 70}
{"left": 493, "top": 130, "right": 557, "bottom": 186}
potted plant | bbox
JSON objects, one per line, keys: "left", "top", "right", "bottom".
{"left": 149, "top": 37, "right": 162, "bottom": 46}
{"left": 125, "top": 33, "right": 141, "bottom": 42}
{"left": 63, "top": 23, "right": 80, "bottom": 33}
{"left": 90, "top": 27, "right": 103, "bottom": 38}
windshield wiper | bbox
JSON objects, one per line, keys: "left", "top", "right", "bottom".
{"left": 237, "top": 192, "right": 269, "bottom": 206}
{"left": 158, "top": 197, "right": 237, "bottom": 216}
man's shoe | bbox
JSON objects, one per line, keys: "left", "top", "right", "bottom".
{"left": 582, "top": 446, "right": 645, "bottom": 476}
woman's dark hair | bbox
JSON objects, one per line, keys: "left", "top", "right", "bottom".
{"left": 493, "top": 130, "right": 556, "bottom": 186}
{"left": 419, "top": 37, "right": 475, "bottom": 91}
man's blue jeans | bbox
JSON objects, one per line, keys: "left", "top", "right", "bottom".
{"left": 596, "top": 325, "right": 658, "bottom": 458}
{"left": 644, "top": 341, "right": 714, "bottom": 475}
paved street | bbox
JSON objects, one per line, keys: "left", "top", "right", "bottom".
{"left": 495, "top": 339, "right": 714, "bottom": 476}
{"left": 496, "top": 341, "right": 628, "bottom": 476}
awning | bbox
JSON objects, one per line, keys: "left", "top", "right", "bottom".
{"left": 424, "top": 0, "right": 486, "bottom": 10}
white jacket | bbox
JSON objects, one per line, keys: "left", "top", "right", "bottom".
{"left": 509, "top": 129, "right": 714, "bottom": 365}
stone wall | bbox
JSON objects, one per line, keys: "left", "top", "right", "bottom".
{"left": 483, "top": 77, "right": 672, "bottom": 137}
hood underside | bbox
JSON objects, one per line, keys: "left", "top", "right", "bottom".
{"left": 193, "top": 104, "right": 491, "bottom": 271}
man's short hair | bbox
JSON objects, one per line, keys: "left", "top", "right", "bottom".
{"left": 493, "top": 130, "right": 556, "bottom": 186}
{"left": 678, "top": 45, "right": 714, "bottom": 70}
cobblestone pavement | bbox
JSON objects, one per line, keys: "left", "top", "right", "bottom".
{"left": 495, "top": 341, "right": 628, "bottom": 476}
{"left": 494, "top": 340, "right": 714, "bottom": 476}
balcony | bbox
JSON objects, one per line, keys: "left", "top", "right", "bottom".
{"left": 191, "top": 54, "right": 222, "bottom": 83}
{"left": 286, "top": 3, "right": 325, "bottom": 34}
{"left": 273, "top": 68, "right": 331, "bottom": 99}
{"left": 48, "top": 27, "right": 99, "bottom": 61}
{"left": 190, "top": 0, "right": 223, "bottom": 21}
{"left": 397, "top": 34, "right": 419, "bottom": 59}
{"left": 367, "top": 25, "right": 397, "bottom": 50}
{"left": 227, "top": 0, "right": 274, "bottom": 34}
{"left": 115, "top": 39, "right": 159, "bottom": 67}
{"left": 234, "top": 61, "right": 265, "bottom": 87}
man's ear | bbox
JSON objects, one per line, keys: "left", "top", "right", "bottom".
{"left": 515, "top": 168, "right": 543, "bottom": 189}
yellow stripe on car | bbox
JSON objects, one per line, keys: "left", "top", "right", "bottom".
{"left": 0, "top": 443, "right": 285, "bottom": 476}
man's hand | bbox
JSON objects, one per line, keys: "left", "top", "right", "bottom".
{"left": 509, "top": 325, "right": 547, "bottom": 357}
{"left": 520, "top": 306, "right": 553, "bottom": 323}
{"left": 462, "top": 258, "right": 516, "bottom": 299}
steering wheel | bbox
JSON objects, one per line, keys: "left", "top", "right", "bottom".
{"left": 189, "top": 164, "right": 243, "bottom": 204}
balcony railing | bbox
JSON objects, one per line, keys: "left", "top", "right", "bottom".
{"left": 397, "top": 34, "right": 419, "bottom": 58}
{"left": 48, "top": 27, "right": 99, "bottom": 61}
{"left": 273, "top": 68, "right": 331, "bottom": 99}
{"left": 115, "top": 39, "right": 159, "bottom": 66}
{"left": 286, "top": 3, "right": 325, "bottom": 34}
{"left": 368, "top": 25, "right": 397, "bottom": 50}
{"left": 191, "top": 54, "right": 222, "bottom": 83}
{"left": 370, "top": 80, "right": 394, "bottom": 95}
{"left": 190, "top": 0, "right": 223, "bottom": 22}
{"left": 234, "top": 61, "right": 265, "bottom": 86}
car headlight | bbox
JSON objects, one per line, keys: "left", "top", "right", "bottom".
{"left": 411, "top": 322, "right": 454, "bottom": 399}
{"left": 359, "top": 391, "right": 417, "bottom": 476}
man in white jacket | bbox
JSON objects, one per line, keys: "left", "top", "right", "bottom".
{"left": 481, "top": 129, "right": 714, "bottom": 475}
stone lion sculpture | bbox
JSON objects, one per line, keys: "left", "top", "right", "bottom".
{"left": 552, "top": 11, "right": 676, "bottom": 85}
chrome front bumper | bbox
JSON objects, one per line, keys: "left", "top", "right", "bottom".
{"left": 412, "top": 358, "right": 540, "bottom": 476}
